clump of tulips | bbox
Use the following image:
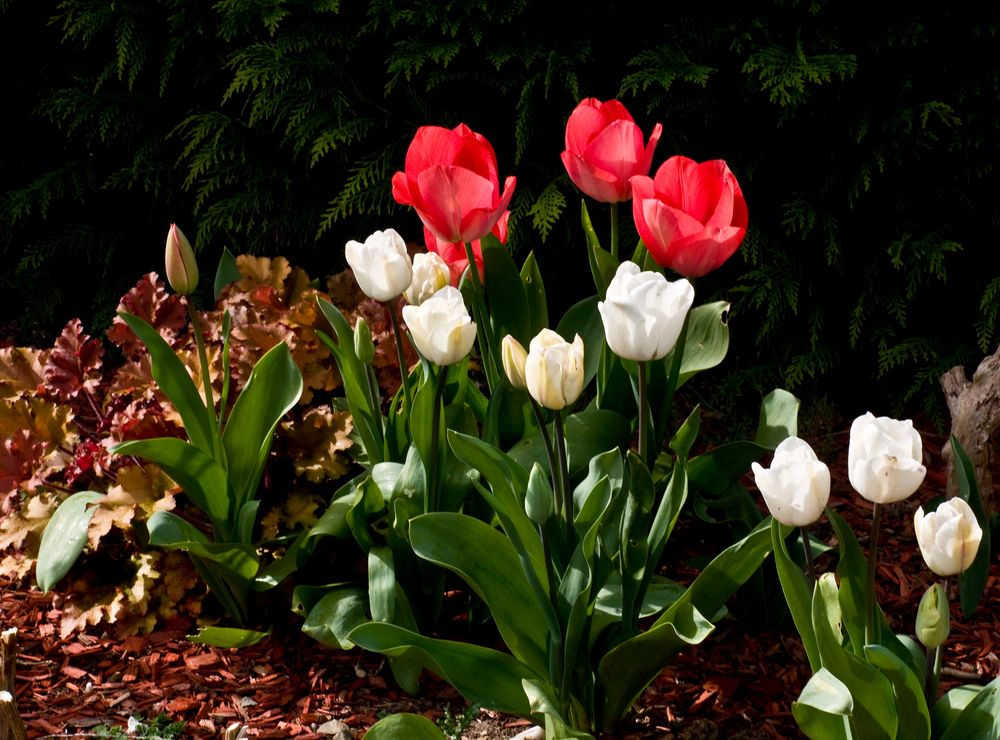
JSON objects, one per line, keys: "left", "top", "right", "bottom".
{"left": 751, "top": 415, "right": 996, "bottom": 738}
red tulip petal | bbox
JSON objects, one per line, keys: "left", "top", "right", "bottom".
{"left": 391, "top": 171, "right": 413, "bottom": 206}
{"left": 412, "top": 166, "right": 496, "bottom": 243}
{"left": 561, "top": 150, "right": 625, "bottom": 203}
{"left": 565, "top": 103, "right": 608, "bottom": 153}
{"left": 638, "top": 123, "right": 663, "bottom": 177}
{"left": 405, "top": 126, "right": 464, "bottom": 171}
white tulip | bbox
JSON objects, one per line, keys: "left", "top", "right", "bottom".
{"left": 914, "top": 497, "right": 983, "bottom": 576}
{"left": 501, "top": 335, "right": 528, "bottom": 391}
{"left": 404, "top": 251, "right": 451, "bottom": 306}
{"left": 401, "top": 286, "right": 476, "bottom": 366}
{"left": 345, "top": 228, "right": 413, "bottom": 302}
{"left": 524, "top": 328, "right": 585, "bottom": 410}
{"left": 751, "top": 437, "right": 831, "bottom": 527}
{"left": 847, "top": 412, "right": 926, "bottom": 504}
{"left": 597, "top": 261, "right": 694, "bottom": 361}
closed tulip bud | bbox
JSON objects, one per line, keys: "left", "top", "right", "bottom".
{"left": 165, "top": 223, "right": 199, "bottom": 295}
{"left": 524, "top": 328, "right": 585, "bottom": 411}
{"left": 915, "top": 582, "right": 950, "bottom": 649}
{"left": 345, "top": 229, "right": 413, "bottom": 302}
{"left": 598, "top": 261, "right": 694, "bottom": 361}
{"left": 751, "top": 437, "right": 831, "bottom": 527}
{"left": 525, "top": 463, "right": 553, "bottom": 525}
{"left": 502, "top": 335, "right": 528, "bottom": 391}
{"left": 404, "top": 251, "right": 451, "bottom": 306}
{"left": 914, "top": 497, "right": 983, "bottom": 576}
{"left": 401, "top": 286, "right": 476, "bottom": 366}
{"left": 354, "top": 317, "right": 375, "bottom": 364}
{"left": 847, "top": 412, "right": 926, "bottom": 504}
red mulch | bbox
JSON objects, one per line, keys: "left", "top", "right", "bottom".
{"left": 2, "top": 429, "right": 998, "bottom": 739}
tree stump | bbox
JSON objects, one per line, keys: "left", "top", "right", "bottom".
{"left": 0, "top": 629, "right": 26, "bottom": 740}
{"left": 940, "top": 346, "right": 1000, "bottom": 519}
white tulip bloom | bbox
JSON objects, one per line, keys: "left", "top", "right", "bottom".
{"left": 914, "top": 497, "right": 983, "bottom": 576}
{"left": 751, "top": 437, "right": 830, "bottom": 527}
{"left": 401, "top": 286, "right": 476, "bottom": 366}
{"left": 598, "top": 261, "right": 694, "bottom": 361}
{"left": 404, "top": 251, "right": 451, "bottom": 306}
{"left": 345, "top": 228, "right": 413, "bottom": 302}
{"left": 847, "top": 412, "right": 926, "bottom": 504}
{"left": 524, "top": 328, "right": 585, "bottom": 410}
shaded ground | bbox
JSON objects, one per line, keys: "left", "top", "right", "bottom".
{"left": 2, "top": 429, "right": 998, "bottom": 739}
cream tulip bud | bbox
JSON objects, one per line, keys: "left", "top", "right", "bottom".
{"left": 751, "top": 437, "right": 831, "bottom": 527}
{"left": 524, "top": 328, "right": 585, "bottom": 411}
{"left": 165, "top": 223, "right": 199, "bottom": 295}
{"left": 847, "top": 412, "right": 926, "bottom": 504}
{"left": 914, "top": 497, "right": 983, "bottom": 576}
{"left": 401, "top": 286, "right": 476, "bottom": 366}
{"left": 597, "top": 261, "right": 694, "bottom": 361}
{"left": 404, "top": 251, "right": 451, "bottom": 306}
{"left": 915, "top": 582, "right": 950, "bottom": 649}
{"left": 501, "top": 335, "right": 528, "bottom": 391}
{"left": 344, "top": 228, "right": 413, "bottom": 302}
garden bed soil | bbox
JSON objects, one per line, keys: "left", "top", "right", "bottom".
{"left": 2, "top": 428, "right": 998, "bottom": 739}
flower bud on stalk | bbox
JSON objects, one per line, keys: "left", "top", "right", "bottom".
{"left": 915, "top": 582, "right": 950, "bottom": 649}
{"left": 354, "top": 317, "right": 375, "bottom": 365}
{"left": 165, "top": 223, "right": 199, "bottom": 295}
{"left": 501, "top": 335, "right": 529, "bottom": 391}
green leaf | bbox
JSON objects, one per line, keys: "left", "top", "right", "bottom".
{"left": 755, "top": 388, "right": 800, "bottom": 449}
{"left": 409, "top": 513, "right": 549, "bottom": 677}
{"left": 556, "top": 295, "right": 604, "bottom": 388}
{"left": 812, "top": 573, "right": 897, "bottom": 740}
{"left": 223, "top": 341, "right": 302, "bottom": 512}
{"left": 364, "top": 714, "right": 447, "bottom": 740}
{"left": 111, "top": 437, "right": 232, "bottom": 534}
{"left": 349, "top": 622, "right": 543, "bottom": 716}
{"left": 368, "top": 546, "right": 395, "bottom": 623}
{"left": 118, "top": 313, "right": 215, "bottom": 455}
{"left": 523, "top": 679, "right": 594, "bottom": 739}
{"left": 771, "top": 519, "right": 821, "bottom": 672}
{"left": 581, "top": 201, "right": 618, "bottom": 299}
{"left": 187, "top": 626, "right": 269, "bottom": 648}
{"left": 213, "top": 247, "right": 242, "bottom": 302}
{"left": 939, "top": 675, "right": 1000, "bottom": 740}
{"left": 863, "top": 644, "right": 930, "bottom": 740}
{"left": 931, "top": 684, "right": 984, "bottom": 737}
{"left": 302, "top": 586, "right": 369, "bottom": 650}
{"left": 146, "top": 510, "right": 258, "bottom": 581}
{"left": 36, "top": 491, "right": 104, "bottom": 593}
{"left": 673, "top": 301, "right": 730, "bottom": 387}
{"left": 519, "top": 251, "right": 548, "bottom": 338}
{"left": 483, "top": 236, "right": 531, "bottom": 343}
{"left": 509, "top": 407, "right": 631, "bottom": 479}
{"left": 792, "top": 668, "right": 854, "bottom": 739}
{"left": 951, "top": 435, "right": 991, "bottom": 617}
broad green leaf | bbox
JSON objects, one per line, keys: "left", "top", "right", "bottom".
{"left": 187, "top": 626, "right": 269, "bottom": 648}
{"left": 36, "top": 491, "right": 104, "bottom": 592}
{"left": 223, "top": 341, "right": 303, "bottom": 511}
{"left": 409, "top": 513, "right": 548, "bottom": 676}
{"left": 952, "top": 435, "right": 991, "bottom": 617}
{"left": 524, "top": 679, "right": 594, "bottom": 739}
{"left": 508, "top": 407, "right": 630, "bottom": 479}
{"left": 931, "top": 684, "right": 983, "bottom": 736}
{"left": 368, "top": 546, "right": 395, "bottom": 623}
{"left": 771, "top": 519, "right": 821, "bottom": 672}
{"left": 673, "top": 301, "right": 730, "bottom": 387}
{"left": 519, "top": 251, "right": 548, "bottom": 338}
{"left": 364, "top": 714, "right": 447, "bottom": 740}
{"left": 302, "top": 586, "right": 368, "bottom": 650}
{"left": 792, "top": 668, "right": 854, "bottom": 740}
{"left": 812, "top": 572, "right": 897, "bottom": 740}
{"left": 119, "top": 312, "right": 215, "bottom": 455}
{"left": 864, "top": 644, "right": 930, "bottom": 740}
{"left": 484, "top": 236, "right": 531, "bottom": 343}
{"left": 147, "top": 510, "right": 258, "bottom": 581}
{"left": 939, "top": 675, "right": 1000, "bottom": 740}
{"left": 112, "top": 437, "right": 232, "bottom": 533}
{"left": 755, "top": 388, "right": 799, "bottom": 449}
{"left": 556, "top": 295, "right": 604, "bottom": 387}
{"left": 213, "top": 247, "right": 242, "bottom": 301}
{"left": 349, "top": 622, "right": 543, "bottom": 716}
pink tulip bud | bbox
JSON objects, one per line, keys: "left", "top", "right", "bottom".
{"left": 164, "top": 223, "right": 199, "bottom": 295}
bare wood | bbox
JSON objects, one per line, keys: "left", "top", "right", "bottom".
{"left": 940, "top": 345, "right": 1000, "bottom": 518}
{"left": 0, "top": 629, "right": 15, "bottom": 694}
{"left": 0, "top": 690, "right": 27, "bottom": 740}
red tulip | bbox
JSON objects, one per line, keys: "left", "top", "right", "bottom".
{"left": 392, "top": 123, "right": 515, "bottom": 244}
{"left": 560, "top": 98, "right": 662, "bottom": 203}
{"left": 423, "top": 212, "right": 508, "bottom": 286}
{"left": 630, "top": 156, "right": 748, "bottom": 278}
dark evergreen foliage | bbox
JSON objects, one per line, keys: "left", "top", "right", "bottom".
{"left": 2, "top": 0, "right": 997, "bottom": 418}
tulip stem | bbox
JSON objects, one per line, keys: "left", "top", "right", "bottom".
{"left": 530, "top": 400, "right": 560, "bottom": 512}
{"left": 865, "top": 502, "right": 882, "bottom": 645}
{"left": 799, "top": 525, "right": 817, "bottom": 585}
{"left": 610, "top": 202, "right": 619, "bottom": 261}
{"left": 553, "top": 410, "right": 573, "bottom": 542}
{"left": 387, "top": 299, "right": 413, "bottom": 412}
{"left": 637, "top": 361, "right": 650, "bottom": 467}
{"left": 188, "top": 301, "right": 222, "bottom": 459}
{"left": 462, "top": 241, "right": 500, "bottom": 391}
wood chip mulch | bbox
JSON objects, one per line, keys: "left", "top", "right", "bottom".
{"left": 2, "top": 429, "right": 998, "bottom": 739}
